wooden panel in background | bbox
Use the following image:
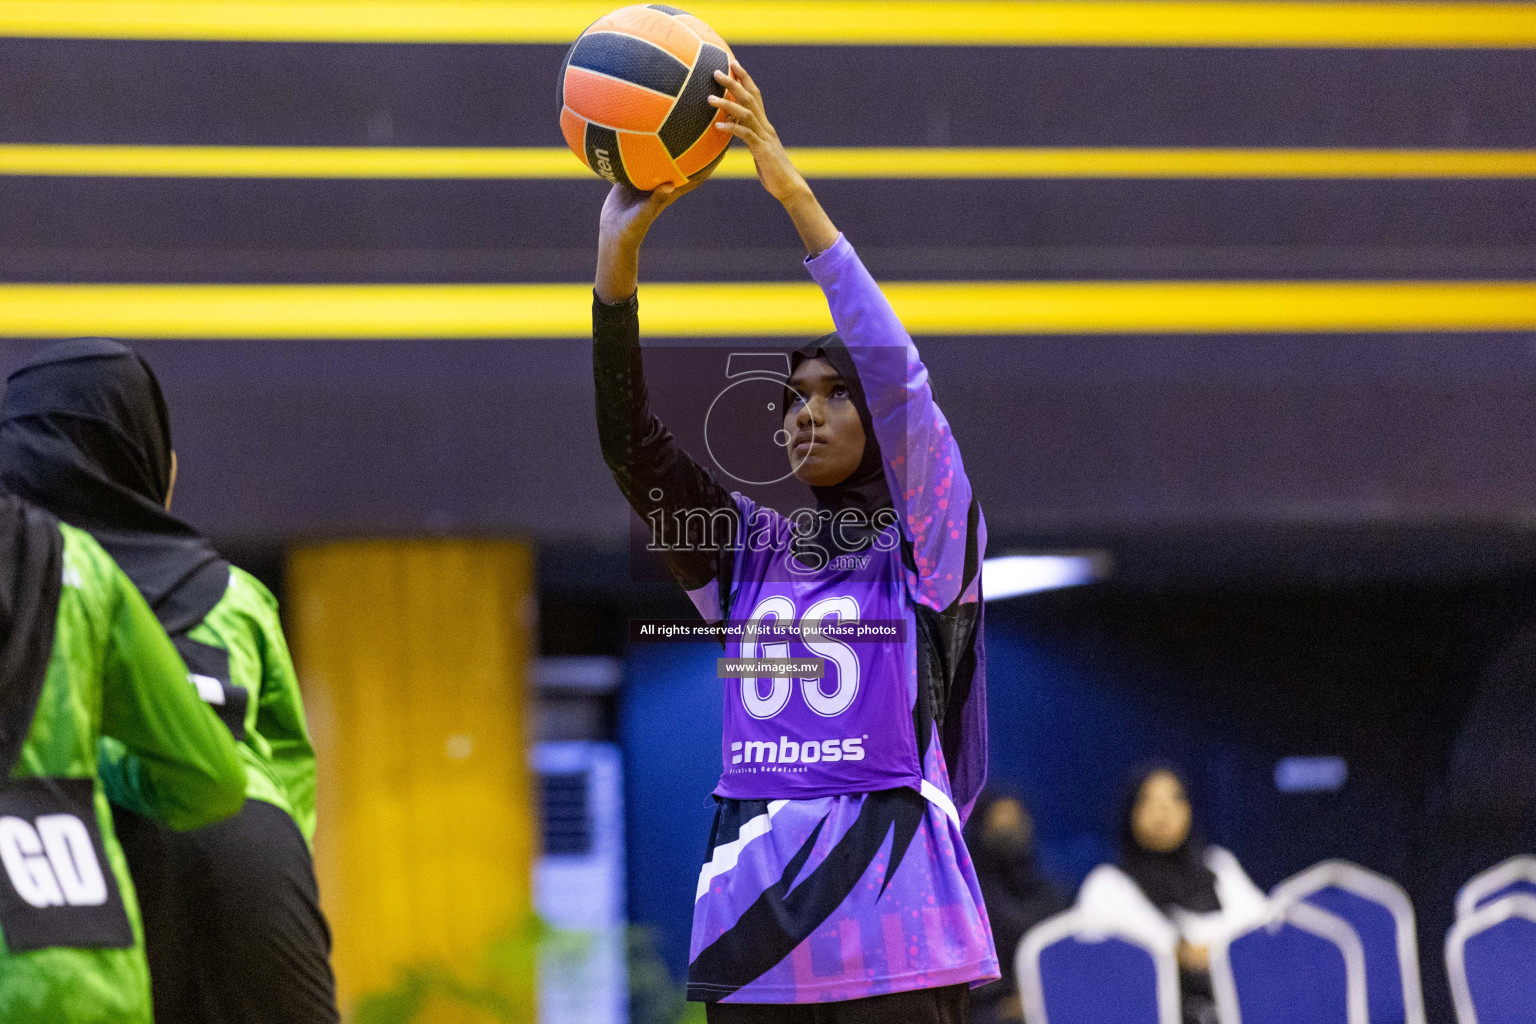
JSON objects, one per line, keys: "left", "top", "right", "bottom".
{"left": 287, "top": 539, "right": 538, "bottom": 1020}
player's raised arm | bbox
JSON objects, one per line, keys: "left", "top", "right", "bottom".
{"left": 714, "top": 59, "right": 984, "bottom": 612}
{"left": 592, "top": 178, "right": 739, "bottom": 611}
{"left": 595, "top": 179, "right": 696, "bottom": 304}
{"left": 709, "top": 61, "right": 838, "bottom": 259}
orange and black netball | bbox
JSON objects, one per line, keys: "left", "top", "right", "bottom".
{"left": 558, "top": 5, "right": 735, "bottom": 191}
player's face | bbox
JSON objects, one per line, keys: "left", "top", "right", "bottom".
{"left": 783, "top": 358, "right": 866, "bottom": 487}
{"left": 1132, "top": 770, "right": 1193, "bottom": 853}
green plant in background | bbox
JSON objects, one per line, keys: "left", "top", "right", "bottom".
{"left": 626, "top": 926, "right": 705, "bottom": 1024}
{"left": 352, "top": 914, "right": 555, "bottom": 1024}
{"left": 353, "top": 917, "right": 701, "bottom": 1024}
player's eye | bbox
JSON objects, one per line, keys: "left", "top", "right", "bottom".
{"left": 831, "top": 384, "right": 850, "bottom": 400}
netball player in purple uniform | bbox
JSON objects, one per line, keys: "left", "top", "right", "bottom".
{"left": 593, "top": 59, "right": 996, "bottom": 1023}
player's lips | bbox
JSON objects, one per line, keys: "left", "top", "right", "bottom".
{"left": 793, "top": 434, "right": 818, "bottom": 453}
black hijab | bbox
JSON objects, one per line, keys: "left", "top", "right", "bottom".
{"left": 783, "top": 333, "right": 893, "bottom": 557}
{"left": 0, "top": 493, "right": 64, "bottom": 779}
{"left": 0, "top": 339, "right": 228, "bottom": 635}
{"left": 1117, "top": 764, "right": 1221, "bottom": 916}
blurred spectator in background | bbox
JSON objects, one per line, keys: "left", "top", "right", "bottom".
{"left": 1077, "top": 766, "right": 1266, "bottom": 1024}
{"left": 966, "top": 789, "right": 1069, "bottom": 1024}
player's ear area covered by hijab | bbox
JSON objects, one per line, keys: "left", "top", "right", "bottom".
{"left": 784, "top": 333, "right": 894, "bottom": 526}
{"left": 0, "top": 338, "right": 228, "bottom": 634}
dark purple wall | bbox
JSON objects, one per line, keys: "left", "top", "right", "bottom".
{"left": 3, "top": 332, "right": 1535, "bottom": 548}
{"left": 0, "top": 39, "right": 1532, "bottom": 546}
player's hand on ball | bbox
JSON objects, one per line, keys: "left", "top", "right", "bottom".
{"left": 598, "top": 182, "right": 672, "bottom": 244}
{"left": 711, "top": 59, "right": 808, "bottom": 205}
{"left": 599, "top": 165, "right": 714, "bottom": 245}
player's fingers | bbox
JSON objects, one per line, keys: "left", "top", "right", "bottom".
{"left": 712, "top": 69, "right": 759, "bottom": 114}
{"left": 729, "top": 58, "right": 762, "bottom": 103}
{"left": 714, "top": 120, "right": 758, "bottom": 144}
{"left": 707, "top": 94, "right": 757, "bottom": 126}
{"left": 646, "top": 183, "right": 677, "bottom": 210}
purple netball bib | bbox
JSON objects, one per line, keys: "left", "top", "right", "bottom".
{"left": 713, "top": 496, "right": 923, "bottom": 800}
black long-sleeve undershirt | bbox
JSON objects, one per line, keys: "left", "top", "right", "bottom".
{"left": 592, "top": 292, "right": 738, "bottom": 597}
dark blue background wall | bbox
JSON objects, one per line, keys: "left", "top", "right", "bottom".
{"left": 620, "top": 640, "right": 724, "bottom": 976}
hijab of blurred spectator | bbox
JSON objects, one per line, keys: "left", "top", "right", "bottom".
{"left": 1118, "top": 767, "right": 1222, "bottom": 919}
{"left": 966, "top": 788, "right": 1069, "bottom": 1024}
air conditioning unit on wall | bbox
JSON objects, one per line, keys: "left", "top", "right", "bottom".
{"left": 534, "top": 740, "right": 628, "bottom": 1024}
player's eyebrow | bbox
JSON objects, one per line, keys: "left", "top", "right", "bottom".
{"left": 788, "top": 368, "right": 845, "bottom": 389}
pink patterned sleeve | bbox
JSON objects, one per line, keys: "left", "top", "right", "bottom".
{"left": 804, "top": 235, "right": 985, "bottom": 611}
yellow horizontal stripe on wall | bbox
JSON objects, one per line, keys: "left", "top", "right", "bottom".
{"left": 0, "top": 281, "right": 1532, "bottom": 338}
{"left": 2, "top": 1, "right": 1536, "bottom": 47}
{"left": 5, "top": 145, "right": 1536, "bottom": 180}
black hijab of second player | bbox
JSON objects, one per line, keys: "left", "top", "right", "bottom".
{"left": 0, "top": 339, "right": 228, "bottom": 635}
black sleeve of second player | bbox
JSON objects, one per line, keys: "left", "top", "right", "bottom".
{"left": 593, "top": 291, "right": 737, "bottom": 593}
